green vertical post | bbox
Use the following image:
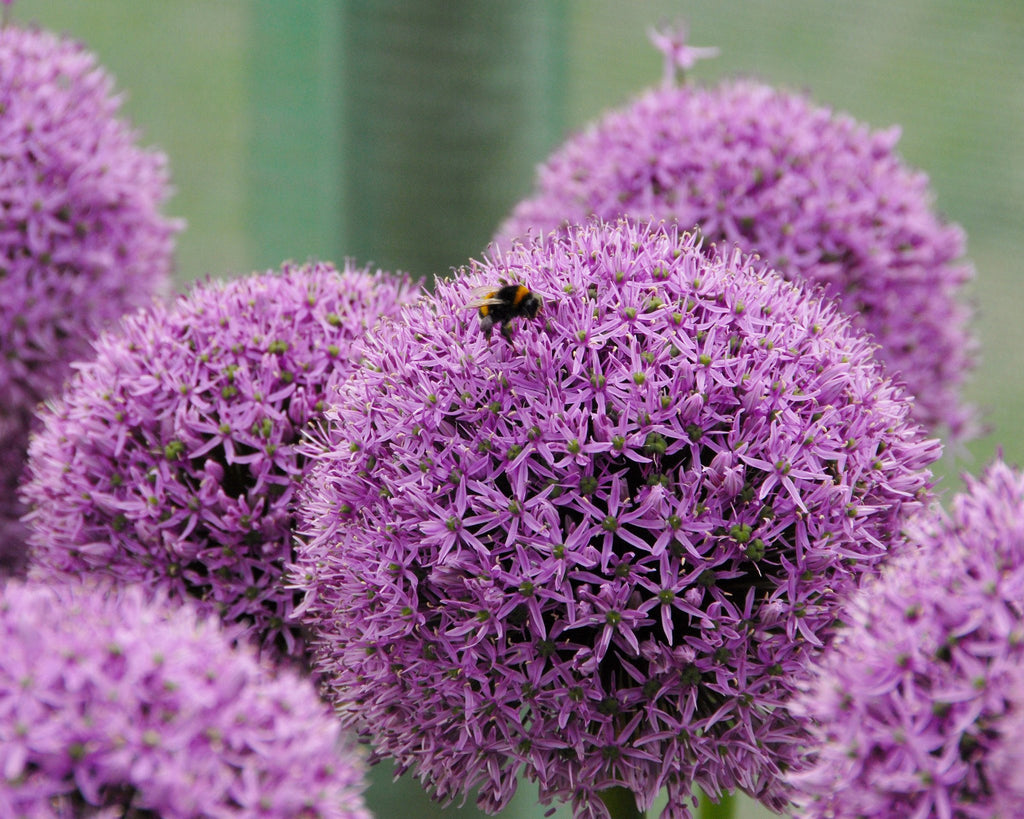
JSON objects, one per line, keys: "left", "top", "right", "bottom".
{"left": 248, "top": 1, "right": 344, "bottom": 272}
{"left": 339, "top": 0, "right": 567, "bottom": 281}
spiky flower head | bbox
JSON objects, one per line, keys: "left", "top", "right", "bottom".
{"left": 496, "top": 38, "right": 975, "bottom": 440}
{"left": 788, "top": 458, "right": 1024, "bottom": 818}
{"left": 293, "top": 219, "right": 938, "bottom": 817}
{"left": 0, "top": 577, "right": 370, "bottom": 818}
{"left": 0, "top": 24, "right": 180, "bottom": 557}
{"left": 21, "top": 261, "right": 418, "bottom": 661}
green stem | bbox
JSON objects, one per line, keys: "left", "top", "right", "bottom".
{"left": 598, "top": 786, "right": 646, "bottom": 819}
{"left": 696, "top": 789, "right": 736, "bottom": 819}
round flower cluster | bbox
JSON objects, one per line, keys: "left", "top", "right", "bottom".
{"left": 0, "top": 577, "right": 369, "bottom": 818}
{"left": 293, "top": 219, "right": 939, "bottom": 817}
{"left": 496, "top": 75, "right": 975, "bottom": 439}
{"left": 21, "top": 261, "right": 417, "bottom": 661}
{"left": 0, "top": 24, "right": 179, "bottom": 556}
{"left": 788, "top": 458, "right": 1024, "bottom": 818}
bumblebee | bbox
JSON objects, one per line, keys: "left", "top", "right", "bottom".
{"left": 466, "top": 284, "right": 542, "bottom": 336}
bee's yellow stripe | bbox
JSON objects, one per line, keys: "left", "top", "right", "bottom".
{"left": 478, "top": 289, "right": 500, "bottom": 317}
{"left": 513, "top": 286, "right": 530, "bottom": 307}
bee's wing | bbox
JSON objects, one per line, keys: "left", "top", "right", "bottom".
{"left": 464, "top": 286, "right": 503, "bottom": 309}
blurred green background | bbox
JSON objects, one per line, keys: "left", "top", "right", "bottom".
{"left": 11, "top": 1, "right": 1022, "bottom": 817}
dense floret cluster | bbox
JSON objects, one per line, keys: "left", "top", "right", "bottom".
{"left": 0, "top": 25, "right": 180, "bottom": 548}
{"left": 293, "top": 219, "right": 938, "bottom": 817}
{"left": 0, "top": 578, "right": 370, "bottom": 818}
{"left": 497, "top": 76, "right": 975, "bottom": 439}
{"left": 22, "top": 261, "right": 417, "bottom": 660}
{"left": 788, "top": 458, "right": 1024, "bottom": 818}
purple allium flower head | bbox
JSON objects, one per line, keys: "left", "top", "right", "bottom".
{"left": 0, "top": 25, "right": 180, "bottom": 560}
{"left": 788, "top": 458, "right": 1024, "bottom": 818}
{"left": 21, "top": 261, "right": 418, "bottom": 661}
{"left": 293, "top": 219, "right": 939, "bottom": 817}
{"left": 0, "top": 577, "right": 370, "bottom": 818}
{"left": 496, "top": 58, "right": 976, "bottom": 440}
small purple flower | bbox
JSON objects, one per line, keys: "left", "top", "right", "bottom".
{"left": 0, "top": 577, "right": 370, "bottom": 818}
{"left": 647, "top": 22, "right": 719, "bottom": 85}
{"left": 496, "top": 58, "right": 975, "bottom": 440}
{"left": 788, "top": 458, "right": 1024, "bottom": 818}
{"left": 21, "top": 261, "right": 418, "bottom": 661}
{"left": 293, "top": 219, "right": 938, "bottom": 817}
{"left": 0, "top": 24, "right": 180, "bottom": 561}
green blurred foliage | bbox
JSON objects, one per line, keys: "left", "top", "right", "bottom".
{"left": 13, "top": 0, "right": 250, "bottom": 282}
{"left": 8, "top": 1, "right": 1024, "bottom": 817}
